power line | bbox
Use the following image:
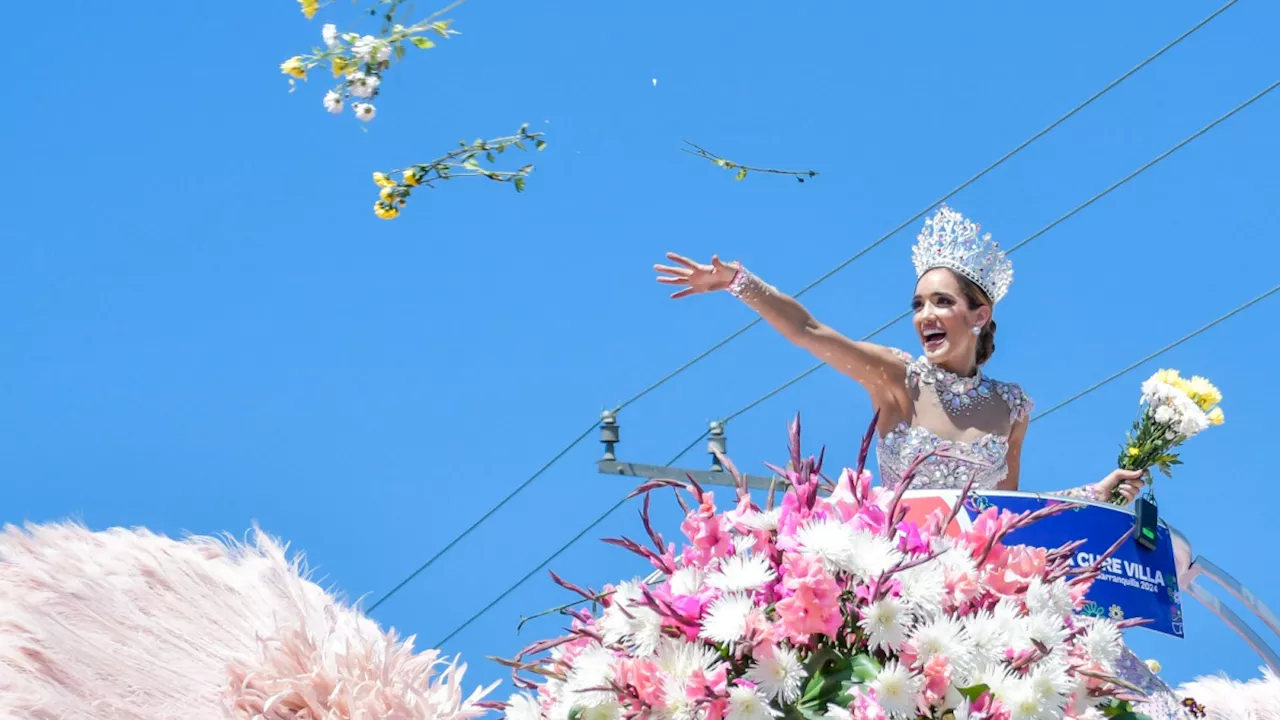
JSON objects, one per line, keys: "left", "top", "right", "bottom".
{"left": 364, "top": 3, "right": 1238, "bottom": 615}
{"left": 427, "top": 79, "right": 1278, "bottom": 647}
{"left": 1032, "top": 284, "right": 1279, "bottom": 422}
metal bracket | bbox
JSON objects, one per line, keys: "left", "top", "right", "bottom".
{"left": 1181, "top": 555, "right": 1280, "bottom": 673}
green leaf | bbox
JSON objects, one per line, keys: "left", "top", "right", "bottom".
{"left": 567, "top": 708, "right": 583, "bottom": 720}
{"left": 956, "top": 684, "right": 989, "bottom": 702}
{"left": 848, "top": 654, "right": 880, "bottom": 684}
{"left": 394, "top": 43, "right": 406, "bottom": 60}
{"left": 410, "top": 36, "right": 436, "bottom": 49}
{"left": 486, "top": 151, "right": 496, "bottom": 163}
{"left": 513, "top": 177, "right": 526, "bottom": 192}
{"left": 515, "top": 141, "right": 527, "bottom": 151}
{"left": 535, "top": 139, "right": 547, "bottom": 151}
{"left": 735, "top": 167, "right": 748, "bottom": 181}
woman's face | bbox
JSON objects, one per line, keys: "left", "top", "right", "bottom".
{"left": 912, "top": 268, "right": 990, "bottom": 371}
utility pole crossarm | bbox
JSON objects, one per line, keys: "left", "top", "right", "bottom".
{"left": 596, "top": 411, "right": 782, "bottom": 490}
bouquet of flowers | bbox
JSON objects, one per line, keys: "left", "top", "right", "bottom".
{"left": 1112, "top": 369, "right": 1224, "bottom": 504}
{"left": 498, "top": 416, "right": 1158, "bottom": 720}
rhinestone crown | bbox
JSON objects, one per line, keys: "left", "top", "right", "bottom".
{"left": 911, "top": 205, "right": 1013, "bottom": 304}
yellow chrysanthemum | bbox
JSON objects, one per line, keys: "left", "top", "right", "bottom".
{"left": 1188, "top": 375, "right": 1222, "bottom": 410}
{"left": 1127, "top": 447, "right": 1140, "bottom": 457}
{"left": 372, "top": 172, "right": 396, "bottom": 188}
{"left": 379, "top": 185, "right": 404, "bottom": 202}
{"left": 402, "top": 168, "right": 422, "bottom": 186}
{"left": 1145, "top": 658, "right": 1162, "bottom": 674}
{"left": 374, "top": 201, "right": 400, "bottom": 219}
{"left": 1150, "top": 368, "right": 1182, "bottom": 386}
{"left": 298, "top": 0, "right": 318, "bottom": 19}
{"left": 280, "top": 57, "right": 307, "bottom": 80}
{"left": 331, "top": 56, "right": 350, "bottom": 78}
{"left": 1207, "top": 407, "right": 1225, "bottom": 426}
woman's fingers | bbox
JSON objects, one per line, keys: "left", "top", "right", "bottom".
{"left": 665, "top": 252, "right": 700, "bottom": 270}
{"left": 656, "top": 275, "right": 687, "bottom": 285}
{"left": 653, "top": 263, "right": 693, "bottom": 277}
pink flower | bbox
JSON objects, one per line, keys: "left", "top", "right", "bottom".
{"left": 961, "top": 508, "right": 1019, "bottom": 558}
{"left": 896, "top": 521, "right": 928, "bottom": 555}
{"left": 617, "top": 658, "right": 665, "bottom": 709}
{"left": 943, "top": 566, "right": 981, "bottom": 610}
{"left": 851, "top": 503, "right": 890, "bottom": 536}
{"left": 680, "top": 492, "right": 734, "bottom": 567}
{"left": 851, "top": 688, "right": 890, "bottom": 720}
{"left": 920, "top": 654, "right": 953, "bottom": 711}
{"left": 775, "top": 555, "right": 842, "bottom": 642}
{"left": 988, "top": 545, "right": 1047, "bottom": 596}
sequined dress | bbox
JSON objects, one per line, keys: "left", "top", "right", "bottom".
{"left": 877, "top": 351, "right": 1191, "bottom": 719}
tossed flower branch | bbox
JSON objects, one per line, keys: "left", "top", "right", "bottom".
{"left": 682, "top": 141, "right": 819, "bottom": 183}
{"left": 497, "top": 414, "right": 1189, "bottom": 720}
{"left": 281, "top": 0, "right": 465, "bottom": 123}
{"left": 371, "top": 124, "right": 545, "bottom": 219}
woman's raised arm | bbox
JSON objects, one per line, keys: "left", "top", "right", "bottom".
{"left": 655, "top": 253, "right": 908, "bottom": 410}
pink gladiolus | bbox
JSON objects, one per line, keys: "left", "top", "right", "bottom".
{"left": 944, "top": 566, "right": 982, "bottom": 610}
{"left": 852, "top": 688, "right": 890, "bottom": 720}
{"left": 921, "top": 654, "right": 953, "bottom": 711}
{"left": 680, "top": 492, "right": 734, "bottom": 567}
{"left": 617, "top": 658, "right": 666, "bottom": 709}
{"left": 989, "top": 545, "right": 1047, "bottom": 596}
{"left": 775, "top": 555, "right": 842, "bottom": 642}
{"left": 897, "top": 521, "right": 929, "bottom": 555}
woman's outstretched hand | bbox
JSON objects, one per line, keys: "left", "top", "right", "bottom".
{"left": 1096, "top": 468, "right": 1147, "bottom": 505}
{"left": 654, "top": 253, "right": 739, "bottom": 299}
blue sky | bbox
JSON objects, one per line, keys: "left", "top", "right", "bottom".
{"left": 2, "top": 0, "right": 1278, "bottom": 696}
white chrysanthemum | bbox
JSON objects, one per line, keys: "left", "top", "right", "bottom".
{"left": 897, "top": 563, "right": 946, "bottom": 619}
{"left": 733, "top": 533, "right": 757, "bottom": 556}
{"left": 565, "top": 645, "right": 618, "bottom": 708}
{"left": 992, "top": 597, "right": 1023, "bottom": 624}
{"left": 845, "top": 531, "right": 903, "bottom": 581}
{"left": 871, "top": 661, "right": 922, "bottom": 720}
{"left": 353, "top": 102, "right": 376, "bottom": 121}
{"left": 346, "top": 71, "right": 380, "bottom": 98}
{"left": 351, "top": 34, "right": 391, "bottom": 62}
{"left": 740, "top": 508, "right": 781, "bottom": 532}
{"left": 935, "top": 540, "right": 978, "bottom": 577}
{"left": 707, "top": 553, "right": 776, "bottom": 593}
{"left": 700, "top": 593, "right": 754, "bottom": 645}
{"left": 1024, "top": 578, "right": 1075, "bottom": 620}
{"left": 795, "top": 517, "right": 856, "bottom": 572}
{"left": 1026, "top": 657, "right": 1072, "bottom": 708}
{"left": 963, "top": 610, "right": 1010, "bottom": 668}
{"left": 653, "top": 677, "right": 697, "bottom": 720}
{"left": 910, "top": 615, "right": 974, "bottom": 681}
{"left": 727, "top": 685, "right": 781, "bottom": 720}
{"left": 1020, "top": 611, "right": 1069, "bottom": 653}
{"left": 1152, "top": 404, "right": 1176, "bottom": 426}
{"left": 322, "top": 23, "right": 340, "bottom": 49}
{"left": 860, "top": 596, "right": 910, "bottom": 652}
{"left": 823, "top": 704, "right": 853, "bottom": 720}
{"left": 999, "top": 674, "right": 1057, "bottom": 720}
{"left": 655, "top": 637, "right": 721, "bottom": 683}
{"left": 323, "top": 90, "right": 344, "bottom": 114}
{"left": 972, "top": 663, "right": 1014, "bottom": 699}
{"left": 1080, "top": 619, "right": 1122, "bottom": 668}
{"left": 598, "top": 580, "right": 663, "bottom": 657}
{"left": 746, "top": 645, "right": 806, "bottom": 704}
{"left": 581, "top": 703, "right": 624, "bottom": 720}
{"left": 505, "top": 692, "right": 543, "bottom": 720}
{"left": 668, "top": 567, "right": 706, "bottom": 596}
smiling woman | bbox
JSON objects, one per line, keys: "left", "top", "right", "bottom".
{"left": 653, "top": 204, "right": 1146, "bottom": 508}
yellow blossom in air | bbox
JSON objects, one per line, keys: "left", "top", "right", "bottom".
{"left": 331, "top": 56, "right": 351, "bottom": 78}
{"left": 280, "top": 57, "right": 307, "bottom": 80}
{"left": 299, "top": 0, "right": 318, "bottom": 19}
{"left": 1145, "top": 658, "right": 1162, "bottom": 674}
{"left": 374, "top": 201, "right": 400, "bottom": 219}
{"left": 372, "top": 172, "right": 396, "bottom": 188}
{"left": 1207, "top": 407, "right": 1224, "bottom": 426}
{"left": 402, "top": 168, "right": 422, "bottom": 186}
{"left": 1150, "top": 369, "right": 1182, "bottom": 386}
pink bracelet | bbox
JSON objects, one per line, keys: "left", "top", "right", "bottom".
{"left": 727, "top": 265, "right": 773, "bottom": 302}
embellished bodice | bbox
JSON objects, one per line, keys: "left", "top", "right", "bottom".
{"left": 877, "top": 350, "right": 1033, "bottom": 490}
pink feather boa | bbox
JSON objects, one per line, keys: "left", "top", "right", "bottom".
{"left": 0, "top": 522, "right": 495, "bottom": 719}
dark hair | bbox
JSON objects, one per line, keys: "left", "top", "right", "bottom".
{"left": 949, "top": 270, "right": 997, "bottom": 366}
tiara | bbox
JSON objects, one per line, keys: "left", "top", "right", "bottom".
{"left": 911, "top": 205, "right": 1013, "bottom": 304}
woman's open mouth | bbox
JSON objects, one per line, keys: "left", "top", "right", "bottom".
{"left": 921, "top": 326, "right": 947, "bottom": 352}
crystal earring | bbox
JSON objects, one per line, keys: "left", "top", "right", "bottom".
{"left": 971, "top": 326, "right": 982, "bottom": 336}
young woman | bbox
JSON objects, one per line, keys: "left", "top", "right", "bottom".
{"left": 655, "top": 205, "right": 1190, "bottom": 719}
